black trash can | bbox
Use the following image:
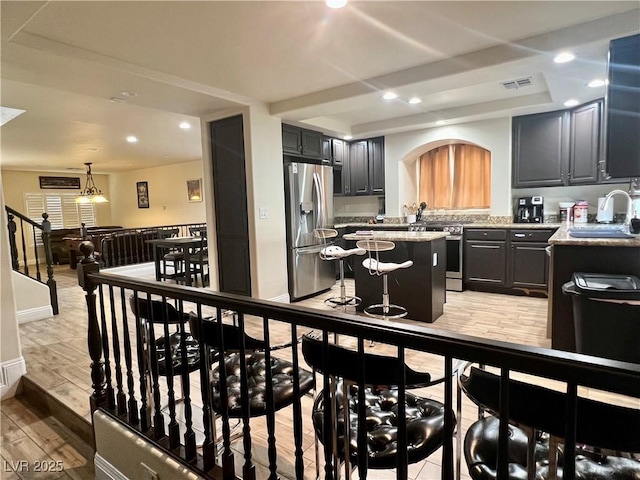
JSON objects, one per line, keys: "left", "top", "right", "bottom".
{"left": 562, "top": 273, "right": 640, "bottom": 363}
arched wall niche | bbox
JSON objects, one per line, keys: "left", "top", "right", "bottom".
{"left": 398, "top": 138, "right": 492, "bottom": 214}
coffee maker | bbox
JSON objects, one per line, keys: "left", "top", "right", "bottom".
{"left": 515, "top": 196, "right": 544, "bottom": 223}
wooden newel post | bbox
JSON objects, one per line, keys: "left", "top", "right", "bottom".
{"left": 7, "top": 212, "right": 19, "bottom": 270}
{"left": 77, "top": 241, "right": 108, "bottom": 413}
{"left": 41, "top": 213, "right": 59, "bottom": 315}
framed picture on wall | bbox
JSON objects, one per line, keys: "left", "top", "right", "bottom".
{"left": 187, "top": 178, "right": 202, "bottom": 202}
{"left": 136, "top": 181, "right": 149, "bottom": 208}
{"left": 39, "top": 176, "right": 81, "bottom": 189}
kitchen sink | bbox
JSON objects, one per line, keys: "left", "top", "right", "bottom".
{"left": 567, "top": 226, "right": 635, "bottom": 238}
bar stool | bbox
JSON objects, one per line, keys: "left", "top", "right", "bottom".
{"left": 356, "top": 239, "right": 413, "bottom": 319}
{"left": 315, "top": 228, "right": 366, "bottom": 310}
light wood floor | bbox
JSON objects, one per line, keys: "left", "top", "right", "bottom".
{"left": 5, "top": 263, "right": 631, "bottom": 480}
{"left": 0, "top": 396, "right": 95, "bottom": 480}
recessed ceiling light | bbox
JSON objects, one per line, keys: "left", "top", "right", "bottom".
{"left": 126, "top": 135, "right": 138, "bottom": 143}
{"left": 119, "top": 90, "right": 138, "bottom": 98}
{"left": 326, "top": 0, "right": 347, "bottom": 8}
{"left": 408, "top": 97, "right": 422, "bottom": 105}
{"left": 344, "top": 135, "right": 353, "bottom": 140}
{"left": 587, "top": 79, "right": 606, "bottom": 88}
{"left": 110, "top": 96, "right": 127, "bottom": 103}
{"left": 554, "top": 52, "right": 575, "bottom": 64}
{"left": 564, "top": 99, "right": 579, "bottom": 107}
{"left": 382, "top": 92, "right": 398, "bottom": 100}
{"left": 435, "top": 120, "right": 446, "bottom": 126}
{"left": 179, "top": 121, "right": 191, "bottom": 130}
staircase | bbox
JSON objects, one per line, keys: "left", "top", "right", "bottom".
{"left": 5, "top": 206, "right": 59, "bottom": 315}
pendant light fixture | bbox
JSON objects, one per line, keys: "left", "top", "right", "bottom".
{"left": 76, "top": 162, "right": 109, "bottom": 203}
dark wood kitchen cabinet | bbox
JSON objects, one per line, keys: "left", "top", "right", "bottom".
{"left": 464, "top": 229, "right": 507, "bottom": 286}
{"left": 508, "top": 229, "right": 555, "bottom": 291}
{"left": 512, "top": 110, "right": 569, "bottom": 188}
{"left": 569, "top": 99, "right": 602, "bottom": 185}
{"left": 282, "top": 124, "right": 323, "bottom": 160}
{"left": 512, "top": 99, "right": 603, "bottom": 188}
{"left": 465, "top": 227, "right": 557, "bottom": 295}
{"left": 348, "top": 137, "right": 385, "bottom": 195}
{"left": 605, "top": 33, "right": 640, "bottom": 179}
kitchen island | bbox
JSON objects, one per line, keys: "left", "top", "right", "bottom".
{"left": 343, "top": 231, "right": 448, "bottom": 323}
{"left": 548, "top": 225, "right": 640, "bottom": 352}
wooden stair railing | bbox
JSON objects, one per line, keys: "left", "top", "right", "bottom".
{"left": 5, "top": 206, "right": 58, "bottom": 315}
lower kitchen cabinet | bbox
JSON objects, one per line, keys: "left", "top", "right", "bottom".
{"left": 465, "top": 229, "right": 507, "bottom": 285}
{"left": 464, "top": 227, "right": 557, "bottom": 295}
{"left": 509, "top": 229, "right": 555, "bottom": 291}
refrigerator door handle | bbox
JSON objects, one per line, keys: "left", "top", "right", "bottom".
{"left": 296, "top": 244, "right": 330, "bottom": 255}
{"left": 313, "top": 172, "right": 324, "bottom": 229}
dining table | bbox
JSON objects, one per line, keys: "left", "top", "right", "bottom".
{"left": 146, "top": 236, "right": 204, "bottom": 287}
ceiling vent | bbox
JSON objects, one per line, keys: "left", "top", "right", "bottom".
{"left": 501, "top": 77, "right": 533, "bottom": 90}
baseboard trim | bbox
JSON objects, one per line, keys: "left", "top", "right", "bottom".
{"left": 0, "top": 357, "right": 26, "bottom": 399}
{"left": 270, "top": 293, "right": 290, "bottom": 303}
{"left": 17, "top": 305, "right": 54, "bottom": 324}
{"left": 94, "top": 453, "right": 128, "bottom": 480}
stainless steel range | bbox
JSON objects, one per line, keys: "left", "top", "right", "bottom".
{"left": 409, "top": 221, "right": 467, "bottom": 291}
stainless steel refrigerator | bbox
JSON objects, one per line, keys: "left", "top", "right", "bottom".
{"left": 285, "top": 161, "right": 335, "bottom": 301}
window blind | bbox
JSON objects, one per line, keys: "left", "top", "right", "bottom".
{"left": 24, "top": 193, "right": 97, "bottom": 245}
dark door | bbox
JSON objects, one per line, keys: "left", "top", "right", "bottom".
{"left": 282, "top": 124, "right": 301, "bottom": 155}
{"left": 509, "top": 242, "right": 548, "bottom": 288}
{"left": 512, "top": 110, "right": 569, "bottom": 188}
{"left": 606, "top": 33, "right": 640, "bottom": 179}
{"left": 210, "top": 115, "right": 252, "bottom": 296}
{"left": 569, "top": 100, "right": 601, "bottom": 185}
{"left": 350, "top": 140, "right": 369, "bottom": 194}
{"left": 368, "top": 137, "right": 385, "bottom": 195}
{"left": 465, "top": 241, "right": 506, "bottom": 285}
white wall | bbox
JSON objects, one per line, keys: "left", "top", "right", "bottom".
{"left": 12, "top": 272, "right": 53, "bottom": 323}
{"left": 1, "top": 170, "right": 26, "bottom": 399}
{"left": 109, "top": 160, "right": 206, "bottom": 228}
{"left": 200, "top": 105, "right": 288, "bottom": 301}
{"left": 1, "top": 169, "right": 112, "bottom": 225}
{"left": 243, "top": 105, "right": 288, "bottom": 300}
{"left": 385, "top": 117, "right": 512, "bottom": 218}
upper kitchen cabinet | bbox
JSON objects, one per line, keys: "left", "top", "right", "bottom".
{"left": 348, "top": 137, "right": 385, "bottom": 195}
{"left": 323, "top": 137, "right": 346, "bottom": 166}
{"left": 282, "top": 124, "right": 323, "bottom": 160}
{"left": 512, "top": 110, "right": 569, "bottom": 188}
{"left": 512, "top": 99, "right": 603, "bottom": 188}
{"left": 605, "top": 33, "right": 640, "bottom": 179}
{"left": 569, "top": 99, "right": 602, "bottom": 185}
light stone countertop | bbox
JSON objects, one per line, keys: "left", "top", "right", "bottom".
{"left": 549, "top": 224, "right": 640, "bottom": 247}
{"left": 467, "top": 223, "right": 563, "bottom": 229}
{"left": 343, "top": 231, "right": 448, "bottom": 242}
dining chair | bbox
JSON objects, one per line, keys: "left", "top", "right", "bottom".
{"left": 188, "top": 314, "right": 313, "bottom": 418}
{"left": 301, "top": 331, "right": 451, "bottom": 478}
{"left": 186, "top": 226, "right": 208, "bottom": 287}
{"left": 458, "top": 363, "right": 640, "bottom": 480}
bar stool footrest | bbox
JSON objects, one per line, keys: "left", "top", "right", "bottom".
{"left": 325, "top": 296, "right": 361, "bottom": 308}
{"left": 364, "top": 303, "right": 407, "bottom": 320}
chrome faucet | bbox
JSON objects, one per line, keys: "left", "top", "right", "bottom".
{"left": 601, "top": 189, "right": 634, "bottom": 231}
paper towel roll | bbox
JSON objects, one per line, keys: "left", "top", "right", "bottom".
{"left": 596, "top": 197, "right": 614, "bottom": 223}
